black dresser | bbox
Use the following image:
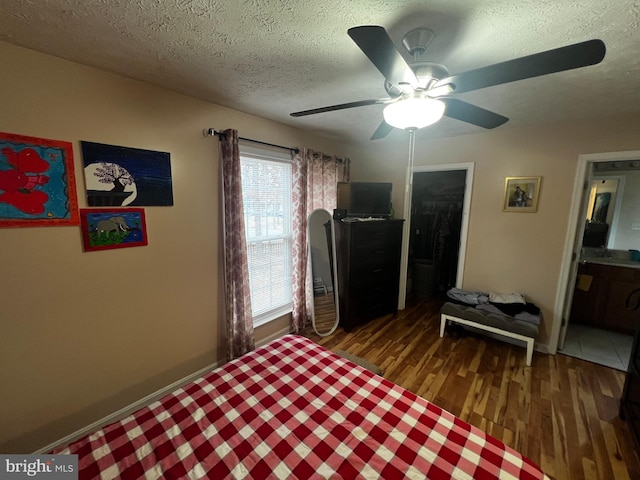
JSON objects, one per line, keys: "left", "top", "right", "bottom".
{"left": 334, "top": 218, "right": 404, "bottom": 332}
{"left": 620, "top": 287, "right": 640, "bottom": 450}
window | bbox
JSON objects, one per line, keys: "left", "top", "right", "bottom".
{"left": 240, "top": 148, "right": 293, "bottom": 326}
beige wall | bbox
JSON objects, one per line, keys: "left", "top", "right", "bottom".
{"left": 5, "top": 38, "right": 640, "bottom": 454}
{"left": 0, "top": 42, "right": 351, "bottom": 453}
{"left": 350, "top": 118, "right": 640, "bottom": 350}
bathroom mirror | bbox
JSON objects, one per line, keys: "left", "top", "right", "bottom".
{"left": 582, "top": 177, "right": 618, "bottom": 247}
{"left": 308, "top": 209, "right": 339, "bottom": 336}
{"left": 580, "top": 160, "right": 640, "bottom": 251}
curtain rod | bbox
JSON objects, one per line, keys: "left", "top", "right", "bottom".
{"left": 205, "top": 128, "right": 299, "bottom": 154}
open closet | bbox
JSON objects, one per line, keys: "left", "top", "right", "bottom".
{"left": 407, "top": 170, "right": 466, "bottom": 300}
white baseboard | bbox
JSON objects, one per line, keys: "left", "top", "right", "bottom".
{"left": 36, "top": 328, "right": 292, "bottom": 455}
{"left": 256, "top": 326, "right": 292, "bottom": 348}
{"left": 34, "top": 360, "right": 221, "bottom": 454}
{"left": 535, "top": 342, "right": 551, "bottom": 354}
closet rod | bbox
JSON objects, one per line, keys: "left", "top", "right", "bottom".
{"left": 205, "top": 128, "right": 299, "bottom": 154}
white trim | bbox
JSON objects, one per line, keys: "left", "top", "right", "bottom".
{"left": 253, "top": 305, "right": 293, "bottom": 328}
{"left": 551, "top": 149, "right": 640, "bottom": 354}
{"left": 255, "top": 326, "right": 292, "bottom": 348}
{"left": 551, "top": 156, "right": 590, "bottom": 354}
{"left": 35, "top": 326, "right": 293, "bottom": 454}
{"left": 535, "top": 343, "right": 551, "bottom": 355}
{"left": 34, "top": 360, "right": 222, "bottom": 454}
{"left": 398, "top": 162, "right": 474, "bottom": 309}
{"left": 239, "top": 149, "right": 294, "bottom": 327}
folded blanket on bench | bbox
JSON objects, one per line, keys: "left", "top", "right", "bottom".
{"left": 476, "top": 304, "right": 541, "bottom": 325}
{"left": 446, "top": 287, "right": 489, "bottom": 305}
{"left": 446, "top": 288, "right": 541, "bottom": 325}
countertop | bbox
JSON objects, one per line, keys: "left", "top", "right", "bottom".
{"left": 580, "top": 257, "right": 640, "bottom": 269}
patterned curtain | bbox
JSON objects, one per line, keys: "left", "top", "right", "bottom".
{"left": 219, "top": 129, "right": 255, "bottom": 360}
{"left": 290, "top": 149, "right": 350, "bottom": 333}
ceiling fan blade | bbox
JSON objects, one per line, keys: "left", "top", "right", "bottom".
{"left": 370, "top": 120, "right": 394, "bottom": 140}
{"left": 442, "top": 98, "right": 509, "bottom": 129}
{"left": 347, "top": 25, "right": 418, "bottom": 88}
{"left": 290, "top": 99, "right": 390, "bottom": 117}
{"left": 434, "top": 39, "right": 606, "bottom": 94}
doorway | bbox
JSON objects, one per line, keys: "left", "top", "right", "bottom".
{"left": 559, "top": 324, "right": 632, "bottom": 370}
{"left": 399, "top": 163, "right": 473, "bottom": 307}
{"left": 554, "top": 150, "right": 640, "bottom": 370}
{"left": 408, "top": 170, "right": 465, "bottom": 301}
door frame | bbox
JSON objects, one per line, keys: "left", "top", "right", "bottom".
{"left": 551, "top": 149, "right": 640, "bottom": 354}
{"left": 398, "top": 162, "right": 474, "bottom": 309}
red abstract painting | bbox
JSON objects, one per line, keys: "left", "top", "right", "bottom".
{"left": 0, "top": 132, "right": 79, "bottom": 227}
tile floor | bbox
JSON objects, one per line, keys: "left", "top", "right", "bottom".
{"left": 559, "top": 323, "right": 633, "bottom": 371}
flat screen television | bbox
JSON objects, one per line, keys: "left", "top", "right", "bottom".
{"left": 337, "top": 182, "right": 392, "bottom": 218}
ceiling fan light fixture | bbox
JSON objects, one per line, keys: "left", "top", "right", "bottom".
{"left": 383, "top": 96, "right": 445, "bottom": 130}
{"left": 426, "top": 83, "right": 455, "bottom": 97}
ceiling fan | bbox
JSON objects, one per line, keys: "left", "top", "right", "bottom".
{"left": 290, "top": 25, "right": 606, "bottom": 140}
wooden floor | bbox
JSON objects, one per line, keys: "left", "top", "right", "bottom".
{"left": 303, "top": 295, "right": 640, "bottom": 480}
{"left": 311, "top": 292, "right": 339, "bottom": 334}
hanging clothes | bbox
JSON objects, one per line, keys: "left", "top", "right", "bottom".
{"left": 411, "top": 199, "right": 462, "bottom": 291}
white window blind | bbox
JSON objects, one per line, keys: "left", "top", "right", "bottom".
{"left": 240, "top": 151, "right": 293, "bottom": 326}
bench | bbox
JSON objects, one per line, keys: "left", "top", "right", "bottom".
{"left": 440, "top": 302, "right": 540, "bottom": 366}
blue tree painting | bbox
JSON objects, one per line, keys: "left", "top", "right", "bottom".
{"left": 81, "top": 141, "right": 173, "bottom": 207}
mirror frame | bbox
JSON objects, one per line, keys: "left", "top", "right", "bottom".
{"left": 308, "top": 209, "right": 340, "bottom": 336}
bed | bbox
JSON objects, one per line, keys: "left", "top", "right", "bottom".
{"left": 52, "top": 335, "right": 548, "bottom": 479}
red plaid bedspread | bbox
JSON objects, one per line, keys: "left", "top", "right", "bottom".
{"left": 54, "top": 335, "right": 548, "bottom": 479}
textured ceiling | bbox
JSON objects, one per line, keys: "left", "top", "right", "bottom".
{"left": 1, "top": 0, "right": 640, "bottom": 145}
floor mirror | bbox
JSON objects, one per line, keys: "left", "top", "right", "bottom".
{"left": 308, "top": 209, "right": 339, "bottom": 336}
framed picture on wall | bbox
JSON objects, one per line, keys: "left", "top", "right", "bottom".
{"left": 80, "top": 208, "right": 148, "bottom": 251}
{"left": 81, "top": 141, "right": 173, "bottom": 207}
{"left": 0, "top": 131, "right": 79, "bottom": 227}
{"left": 503, "top": 176, "right": 542, "bottom": 213}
